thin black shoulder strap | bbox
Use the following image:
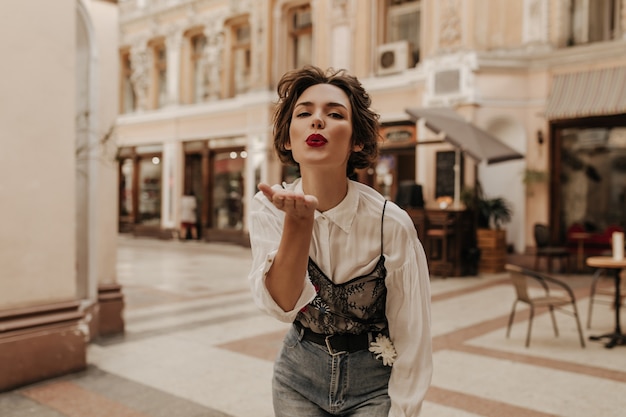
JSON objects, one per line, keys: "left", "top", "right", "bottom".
{"left": 381, "top": 200, "right": 388, "bottom": 256}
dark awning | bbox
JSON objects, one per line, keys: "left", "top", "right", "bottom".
{"left": 545, "top": 66, "right": 626, "bottom": 120}
{"left": 405, "top": 107, "right": 524, "bottom": 164}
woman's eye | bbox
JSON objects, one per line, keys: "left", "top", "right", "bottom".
{"left": 329, "top": 113, "right": 344, "bottom": 119}
{"left": 295, "top": 112, "right": 311, "bottom": 118}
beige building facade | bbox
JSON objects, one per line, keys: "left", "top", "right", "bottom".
{"left": 116, "top": 0, "right": 626, "bottom": 255}
{"left": 0, "top": 0, "right": 122, "bottom": 390}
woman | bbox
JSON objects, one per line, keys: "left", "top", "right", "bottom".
{"left": 248, "top": 66, "right": 432, "bottom": 416}
{"left": 179, "top": 192, "right": 198, "bottom": 240}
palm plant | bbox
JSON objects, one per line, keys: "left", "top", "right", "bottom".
{"left": 461, "top": 183, "right": 512, "bottom": 229}
{"left": 479, "top": 197, "right": 512, "bottom": 229}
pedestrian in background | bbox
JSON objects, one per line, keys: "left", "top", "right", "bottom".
{"left": 180, "top": 192, "right": 198, "bottom": 240}
{"left": 247, "top": 66, "right": 432, "bottom": 416}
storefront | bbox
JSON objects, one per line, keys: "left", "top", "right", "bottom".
{"left": 551, "top": 115, "right": 626, "bottom": 241}
{"left": 118, "top": 137, "right": 250, "bottom": 246}
{"left": 545, "top": 67, "right": 626, "bottom": 246}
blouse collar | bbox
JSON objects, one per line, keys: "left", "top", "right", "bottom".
{"left": 293, "top": 179, "right": 358, "bottom": 234}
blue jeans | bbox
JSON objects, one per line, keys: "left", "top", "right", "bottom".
{"left": 273, "top": 325, "right": 392, "bottom": 416}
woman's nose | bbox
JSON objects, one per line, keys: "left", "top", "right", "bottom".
{"left": 311, "top": 118, "right": 324, "bottom": 129}
{"left": 311, "top": 116, "right": 324, "bottom": 129}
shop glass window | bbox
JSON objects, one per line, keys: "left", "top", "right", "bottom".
{"left": 386, "top": 0, "right": 420, "bottom": 64}
{"left": 560, "top": 127, "right": 626, "bottom": 233}
{"left": 212, "top": 149, "right": 246, "bottom": 230}
{"left": 373, "top": 150, "right": 416, "bottom": 201}
{"left": 138, "top": 155, "right": 162, "bottom": 225}
{"left": 120, "top": 158, "right": 134, "bottom": 220}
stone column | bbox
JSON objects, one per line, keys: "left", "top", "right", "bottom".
{"left": 165, "top": 29, "right": 183, "bottom": 106}
{"left": 0, "top": 0, "right": 110, "bottom": 391}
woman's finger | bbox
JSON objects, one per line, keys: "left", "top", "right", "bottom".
{"left": 258, "top": 183, "right": 274, "bottom": 200}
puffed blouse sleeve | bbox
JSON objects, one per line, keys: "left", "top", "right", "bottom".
{"left": 247, "top": 190, "right": 317, "bottom": 322}
{"left": 385, "top": 223, "right": 433, "bottom": 417}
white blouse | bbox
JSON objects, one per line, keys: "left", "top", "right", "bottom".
{"left": 247, "top": 179, "right": 433, "bottom": 417}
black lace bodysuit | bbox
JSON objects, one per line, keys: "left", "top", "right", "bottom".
{"left": 295, "top": 201, "right": 388, "bottom": 335}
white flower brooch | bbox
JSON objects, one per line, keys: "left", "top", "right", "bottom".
{"left": 368, "top": 334, "right": 397, "bottom": 366}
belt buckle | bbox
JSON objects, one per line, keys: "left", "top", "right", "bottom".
{"left": 325, "top": 335, "right": 347, "bottom": 356}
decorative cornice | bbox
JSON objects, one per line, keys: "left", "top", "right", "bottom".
{"left": 116, "top": 89, "right": 275, "bottom": 126}
{"left": 475, "top": 39, "right": 626, "bottom": 70}
{"left": 120, "top": 0, "right": 219, "bottom": 24}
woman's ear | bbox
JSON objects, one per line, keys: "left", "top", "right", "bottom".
{"left": 353, "top": 143, "right": 364, "bottom": 152}
{"left": 285, "top": 140, "right": 292, "bottom": 151}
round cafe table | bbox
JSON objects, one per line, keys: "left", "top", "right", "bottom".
{"left": 586, "top": 256, "right": 626, "bottom": 348}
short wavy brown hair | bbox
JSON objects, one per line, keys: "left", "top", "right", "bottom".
{"left": 273, "top": 66, "right": 380, "bottom": 176}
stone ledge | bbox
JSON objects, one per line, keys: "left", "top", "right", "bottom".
{"left": 0, "top": 301, "right": 86, "bottom": 392}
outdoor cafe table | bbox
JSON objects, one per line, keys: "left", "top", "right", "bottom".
{"left": 586, "top": 256, "right": 626, "bottom": 348}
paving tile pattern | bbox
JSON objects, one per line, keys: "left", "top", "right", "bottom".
{"left": 1, "top": 235, "right": 625, "bottom": 417}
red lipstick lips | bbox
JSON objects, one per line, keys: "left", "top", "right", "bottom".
{"left": 306, "top": 134, "right": 328, "bottom": 147}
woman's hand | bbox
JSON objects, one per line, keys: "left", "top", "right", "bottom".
{"left": 257, "top": 183, "right": 317, "bottom": 311}
{"left": 258, "top": 183, "right": 318, "bottom": 219}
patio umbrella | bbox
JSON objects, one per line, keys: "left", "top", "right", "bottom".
{"left": 405, "top": 107, "right": 525, "bottom": 206}
{"left": 405, "top": 107, "right": 524, "bottom": 164}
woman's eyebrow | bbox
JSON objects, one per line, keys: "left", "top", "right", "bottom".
{"left": 294, "top": 101, "right": 348, "bottom": 110}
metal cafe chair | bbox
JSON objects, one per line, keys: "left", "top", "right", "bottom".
{"left": 505, "top": 264, "right": 585, "bottom": 348}
{"left": 534, "top": 223, "right": 572, "bottom": 273}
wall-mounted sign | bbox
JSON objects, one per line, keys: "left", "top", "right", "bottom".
{"left": 380, "top": 124, "right": 416, "bottom": 148}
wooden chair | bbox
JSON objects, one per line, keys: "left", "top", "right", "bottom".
{"left": 425, "top": 211, "right": 456, "bottom": 278}
{"left": 534, "top": 224, "right": 571, "bottom": 273}
{"left": 505, "top": 264, "right": 585, "bottom": 348}
{"left": 587, "top": 268, "right": 626, "bottom": 329}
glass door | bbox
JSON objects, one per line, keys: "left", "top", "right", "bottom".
{"left": 212, "top": 148, "right": 245, "bottom": 230}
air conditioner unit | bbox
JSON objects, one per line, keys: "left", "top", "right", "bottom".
{"left": 376, "top": 41, "right": 411, "bottom": 76}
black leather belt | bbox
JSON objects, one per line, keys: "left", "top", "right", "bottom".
{"left": 294, "top": 322, "right": 385, "bottom": 355}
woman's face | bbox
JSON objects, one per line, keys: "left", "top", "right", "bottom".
{"left": 287, "top": 83, "right": 360, "bottom": 173}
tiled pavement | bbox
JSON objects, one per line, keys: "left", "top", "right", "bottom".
{"left": 1, "top": 235, "right": 626, "bottom": 416}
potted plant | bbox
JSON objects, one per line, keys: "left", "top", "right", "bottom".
{"left": 477, "top": 196, "right": 512, "bottom": 230}
{"left": 522, "top": 168, "right": 548, "bottom": 196}
{"left": 462, "top": 184, "right": 513, "bottom": 273}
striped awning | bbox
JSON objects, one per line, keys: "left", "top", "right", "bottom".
{"left": 545, "top": 66, "right": 626, "bottom": 120}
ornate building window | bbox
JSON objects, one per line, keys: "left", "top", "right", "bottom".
{"left": 289, "top": 4, "right": 313, "bottom": 69}
{"left": 569, "top": 0, "right": 622, "bottom": 45}
{"left": 120, "top": 49, "right": 136, "bottom": 114}
{"left": 231, "top": 19, "right": 251, "bottom": 95}
{"left": 190, "top": 31, "right": 207, "bottom": 103}
{"left": 385, "top": 0, "right": 420, "bottom": 64}
{"left": 181, "top": 30, "right": 207, "bottom": 104}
